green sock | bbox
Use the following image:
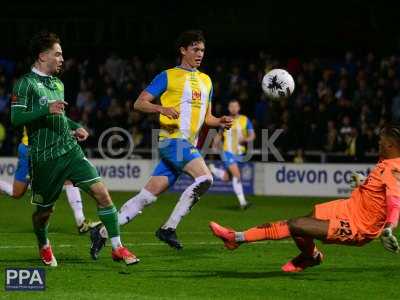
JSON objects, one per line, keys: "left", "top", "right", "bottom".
{"left": 97, "top": 205, "right": 120, "bottom": 238}
{"left": 34, "top": 224, "right": 49, "bottom": 247}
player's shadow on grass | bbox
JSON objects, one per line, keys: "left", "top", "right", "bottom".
{"left": 146, "top": 248, "right": 220, "bottom": 261}
{"left": 145, "top": 269, "right": 317, "bottom": 279}
{"left": 0, "top": 257, "right": 92, "bottom": 265}
{"left": 208, "top": 270, "right": 296, "bottom": 279}
{"left": 328, "top": 265, "right": 400, "bottom": 274}
{"left": 217, "top": 205, "right": 244, "bottom": 211}
{"left": 0, "top": 258, "right": 40, "bottom": 264}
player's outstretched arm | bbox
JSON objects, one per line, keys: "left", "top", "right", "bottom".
{"left": 134, "top": 91, "right": 179, "bottom": 119}
{"left": 11, "top": 78, "right": 67, "bottom": 126}
{"left": 66, "top": 117, "right": 88, "bottom": 141}
{"left": 380, "top": 195, "right": 400, "bottom": 253}
{"left": 67, "top": 117, "right": 82, "bottom": 130}
{"left": 380, "top": 225, "right": 399, "bottom": 253}
{"left": 204, "top": 105, "right": 232, "bottom": 129}
{"left": 240, "top": 130, "right": 256, "bottom": 145}
{"left": 11, "top": 100, "right": 67, "bottom": 127}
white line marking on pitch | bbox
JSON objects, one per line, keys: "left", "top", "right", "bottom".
{"left": 0, "top": 231, "right": 214, "bottom": 235}
{"left": 0, "top": 240, "right": 295, "bottom": 249}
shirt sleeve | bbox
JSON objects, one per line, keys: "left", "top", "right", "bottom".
{"left": 67, "top": 117, "right": 82, "bottom": 130}
{"left": 246, "top": 117, "right": 254, "bottom": 131}
{"left": 11, "top": 78, "right": 49, "bottom": 127}
{"left": 209, "top": 85, "right": 213, "bottom": 103}
{"left": 381, "top": 163, "right": 400, "bottom": 225}
{"left": 11, "top": 78, "right": 29, "bottom": 108}
{"left": 145, "top": 71, "right": 167, "bottom": 97}
{"left": 382, "top": 164, "right": 400, "bottom": 198}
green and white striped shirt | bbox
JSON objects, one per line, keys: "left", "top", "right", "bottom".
{"left": 11, "top": 68, "right": 81, "bottom": 162}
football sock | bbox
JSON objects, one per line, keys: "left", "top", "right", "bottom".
{"left": 232, "top": 177, "right": 247, "bottom": 206}
{"left": 118, "top": 189, "right": 157, "bottom": 226}
{"left": 65, "top": 185, "right": 85, "bottom": 226}
{"left": 162, "top": 175, "right": 213, "bottom": 229}
{"left": 97, "top": 205, "right": 120, "bottom": 248}
{"left": 34, "top": 223, "right": 49, "bottom": 248}
{"left": 110, "top": 236, "right": 122, "bottom": 249}
{"left": 236, "top": 221, "right": 290, "bottom": 242}
{"left": 0, "top": 180, "right": 13, "bottom": 196}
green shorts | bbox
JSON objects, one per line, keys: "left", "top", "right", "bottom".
{"left": 30, "top": 146, "right": 101, "bottom": 208}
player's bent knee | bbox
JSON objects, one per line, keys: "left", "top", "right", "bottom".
{"left": 287, "top": 218, "right": 303, "bottom": 234}
{"left": 12, "top": 181, "right": 27, "bottom": 199}
{"left": 97, "top": 195, "right": 113, "bottom": 207}
{"left": 90, "top": 182, "right": 113, "bottom": 206}
{"left": 33, "top": 207, "right": 54, "bottom": 222}
{"left": 144, "top": 177, "right": 169, "bottom": 196}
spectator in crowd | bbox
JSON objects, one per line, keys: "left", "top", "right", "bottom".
{"left": 0, "top": 86, "right": 9, "bottom": 113}
{"left": 293, "top": 148, "right": 305, "bottom": 163}
{"left": 325, "top": 120, "right": 339, "bottom": 152}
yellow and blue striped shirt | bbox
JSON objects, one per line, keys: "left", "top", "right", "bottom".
{"left": 223, "top": 115, "right": 253, "bottom": 155}
{"left": 146, "top": 67, "right": 212, "bottom": 145}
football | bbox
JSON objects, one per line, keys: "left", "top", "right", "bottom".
{"left": 262, "top": 69, "right": 295, "bottom": 100}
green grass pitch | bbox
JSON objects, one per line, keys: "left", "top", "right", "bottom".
{"left": 0, "top": 192, "right": 400, "bottom": 299}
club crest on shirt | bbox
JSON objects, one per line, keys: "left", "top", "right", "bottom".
{"left": 192, "top": 89, "right": 201, "bottom": 101}
{"left": 39, "top": 96, "right": 48, "bottom": 106}
{"left": 32, "top": 193, "right": 45, "bottom": 204}
{"left": 37, "top": 82, "right": 44, "bottom": 89}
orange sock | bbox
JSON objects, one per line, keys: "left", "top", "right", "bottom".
{"left": 244, "top": 221, "right": 290, "bottom": 242}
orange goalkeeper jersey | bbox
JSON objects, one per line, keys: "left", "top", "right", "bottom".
{"left": 347, "top": 158, "right": 400, "bottom": 238}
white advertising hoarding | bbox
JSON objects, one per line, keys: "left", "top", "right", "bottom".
{"left": 0, "top": 157, "right": 376, "bottom": 196}
{"left": 0, "top": 157, "right": 154, "bottom": 191}
{"left": 262, "top": 163, "right": 374, "bottom": 197}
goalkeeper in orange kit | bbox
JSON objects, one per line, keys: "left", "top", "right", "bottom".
{"left": 210, "top": 124, "right": 400, "bottom": 272}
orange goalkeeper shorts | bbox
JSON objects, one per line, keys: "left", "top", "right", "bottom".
{"left": 314, "top": 199, "right": 372, "bottom": 246}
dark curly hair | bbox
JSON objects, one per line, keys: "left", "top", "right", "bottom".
{"left": 175, "top": 30, "right": 205, "bottom": 59}
{"left": 29, "top": 31, "right": 61, "bottom": 63}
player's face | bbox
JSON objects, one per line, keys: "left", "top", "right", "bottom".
{"left": 228, "top": 101, "right": 240, "bottom": 116}
{"left": 41, "top": 43, "right": 64, "bottom": 75}
{"left": 181, "top": 41, "right": 205, "bottom": 68}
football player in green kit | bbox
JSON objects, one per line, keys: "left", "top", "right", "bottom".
{"left": 10, "top": 31, "right": 138, "bottom": 267}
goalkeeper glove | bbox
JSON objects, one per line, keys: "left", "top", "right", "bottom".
{"left": 350, "top": 171, "right": 366, "bottom": 189}
{"left": 380, "top": 227, "right": 399, "bottom": 253}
